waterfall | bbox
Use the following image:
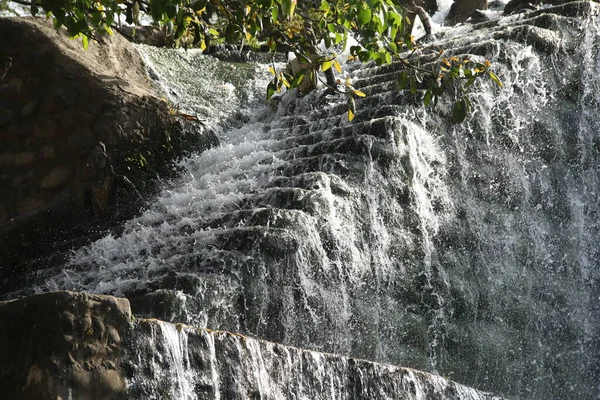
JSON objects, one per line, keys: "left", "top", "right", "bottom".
{"left": 126, "top": 320, "right": 503, "bottom": 399}
{"left": 27, "top": 2, "right": 600, "bottom": 398}
{"left": 126, "top": 321, "right": 198, "bottom": 399}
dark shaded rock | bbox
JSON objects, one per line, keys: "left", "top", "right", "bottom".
{"left": 0, "top": 291, "right": 131, "bottom": 400}
{"left": 0, "top": 17, "right": 219, "bottom": 270}
{"left": 0, "top": 106, "right": 13, "bottom": 126}
{"left": 446, "top": 0, "right": 488, "bottom": 25}
{"left": 20, "top": 99, "right": 37, "bottom": 117}
{"left": 32, "top": 118, "right": 61, "bottom": 138}
{"left": 40, "top": 165, "right": 71, "bottom": 190}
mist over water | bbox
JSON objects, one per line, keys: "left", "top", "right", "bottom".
{"left": 32, "top": 5, "right": 600, "bottom": 399}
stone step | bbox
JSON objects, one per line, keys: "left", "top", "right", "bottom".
{"left": 269, "top": 116, "right": 401, "bottom": 150}
{"left": 0, "top": 291, "right": 506, "bottom": 400}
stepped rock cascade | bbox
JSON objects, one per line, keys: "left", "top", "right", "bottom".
{"left": 4, "top": 2, "right": 600, "bottom": 399}
{"left": 0, "top": 290, "right": 501, "bottom": 399}
{"left": 127, "top": 319, "right": 503, "bottom": 399}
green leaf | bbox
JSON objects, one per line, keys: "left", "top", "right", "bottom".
{"left": 290, "top": 70, "right": 305, "bottom": 88}
{"left": 488, "top": 71, "right": 504, "bottom": 88}
{"left": 166, "top": 4, "right": 176, "bottom": 19}
{"left": 452, "top": 98, "right": 468, "bottom": 124}
{"left": 322, "top": 60, "right": 333, "bottom": 72}
{"left": 281, "top": 0, "right": 296, "bottom": 18}
{"left": 267, "top": 79, "right": 277, "bottom": 99}
{"left": 357, "top": 8, "right": 372, "bottom": 25}
{"left": 225, "top": 24, "right": 235, "bottom": 42}
{"left": 424, "top": 89, "right": 433, "bottom": 107}
{"left": 193, "top": 0, "right": 207, "bottom": 12}
{"left": 348, "top": 95, "right": 357, "bottom": 121}
{"left": 396, "top": 70, "right": 408, "bottom": 90}
{"left": 384, "top": 51, "right": 392, "bottom": 64}
{"left": 410, "top": 75, "right": 417, "bottom": 95}
{"left": 348, "top": 96, "right": 356, "bottom": 118}
{"left": 334, "top": 60, "right": 342, "bottom": 73}
{"left": 150, "top": 0, "right": 164, "bottom": 21}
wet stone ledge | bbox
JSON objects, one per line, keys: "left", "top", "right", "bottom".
{"left": 0, "top": 291, "right": 131, "bottom": 400}
{"left": 0, "top": 291, "right": 504, "bottom": 399}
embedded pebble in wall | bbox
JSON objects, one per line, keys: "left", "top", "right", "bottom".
{"left": 40, "top": 146, "right": 56, "bottom": 160}
{"left": 67, "top": 129, "right": 96, "bottom": 153}
{"left": 21, "top": 99, "right": 38, "bottom": 117}
{"left": 0, "top": 153, "right": 14, "bottom": 168}
{"left": 45, "top": 91, "right": 74, "bottom": 113}
{"left": 16, "top": 197, "right": 46, "bottom": 215}
{"left": 12, "top": 152, "right": 35, "bottom": 168}
{"left": 41, "top": 165, "right": 71, "bottom": 190}
{"left": 33, "top": 118, "right": 61, "bottom": 139}
{"left": 0, "top": 107, "right": 13, "bottom": 126}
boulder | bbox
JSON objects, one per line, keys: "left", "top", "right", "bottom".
{"left": 446, "top": 0, "right": 489, "bottom": 25}
{"left": 0, "top": 17, "right": 218, "bottom": 268}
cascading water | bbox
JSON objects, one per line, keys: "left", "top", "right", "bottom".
{"left": 21, "top": 2, "right": 600, "bottom": 399}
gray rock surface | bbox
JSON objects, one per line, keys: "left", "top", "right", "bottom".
{"left": 0, "top": 291, "right": 503, "bottom": 399}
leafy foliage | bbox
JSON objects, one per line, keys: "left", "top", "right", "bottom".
{"left": 12, "top": 0, "right": 502, "bottom": 121}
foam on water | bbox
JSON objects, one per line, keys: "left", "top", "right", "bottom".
{"left": 27, "top": 4, "right": 600, "bottom": 398}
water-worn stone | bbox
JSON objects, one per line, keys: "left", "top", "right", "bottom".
{"left": 12, "top": 152, "right": 35, "bottom": 167}
{"left": 40, "top": 146, "right": 56, "bottom": 160}
{"left": 0, "top": 153, "right": 14, "bottom": 168}
{"left": 0, "top": 107, "right": 13, "bottom": 126}
{"left": 45, "top": 90, "right": 75, "bottom": 113}
{"left": 0, "top": 78, "right": 23, "bottom": 104}
{"left": 15, "top": 196, "right": 46, "bottom": 215}
{"left": 67, "top": 129, "right": 96, "bottom": 153}
{"left": 33, "top": 118, "right": 61, "bottom": 138}
{"left": 21, "top": 99, "right": 38, "bottom": 117}
{"left": 41, "top": 165, "right": 71, "bottom": 190}
{"left": 446, "top": 0, "right": 488, "bottom": 24}
{"left": 0, "top": 291, "right": 130, "bottom": 400}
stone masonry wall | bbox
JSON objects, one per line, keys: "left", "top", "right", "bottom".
{"left": 0, "top": 291, "right": 131, "bottom": 399}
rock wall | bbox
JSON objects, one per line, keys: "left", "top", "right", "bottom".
{"left": 0, "top": 17, "right": 217, "bottom": 267}
{"left": 0, "top": 291, "right": 504, "bottom": 399}
{"left": 0, "top": 291, "right": 131, "bottom": 399}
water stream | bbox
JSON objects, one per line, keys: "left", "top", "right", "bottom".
{"left": 26, "top": 3, "right": 600, "bottom": 399}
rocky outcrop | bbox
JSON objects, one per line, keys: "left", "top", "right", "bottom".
{"left": 0, "top": 17, "right": 218, "bottom": 268}
{"left": 445, "top": 0, "right": 488, "bottom": 25}
{"left": 0, "top": 291, "right": 503, "bottom": 399}
{"left": 0, "top": 291, "right": 131, "bottom": 399}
